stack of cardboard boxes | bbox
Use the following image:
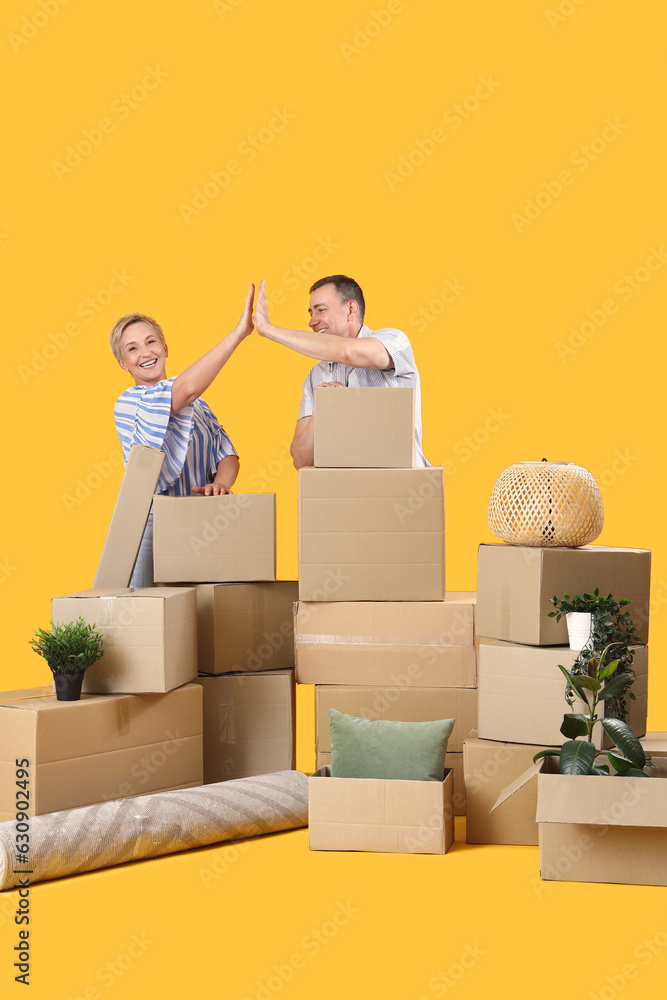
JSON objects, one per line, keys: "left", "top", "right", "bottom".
{"left": 464, "top": 542, "right": 651, "bottom": 847}
{"left": 298, "top": 388, "right": 477, "bottom": 853}
{"left": 0, "top": 445, "right": 297, "bottom": 822}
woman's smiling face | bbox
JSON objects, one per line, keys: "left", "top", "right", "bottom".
{"left": 118, "top": 321, "right": 168, "bottom": 385}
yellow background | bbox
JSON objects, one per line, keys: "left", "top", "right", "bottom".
{"left": 2, "top": 0, "right": 666, "bottom": 996}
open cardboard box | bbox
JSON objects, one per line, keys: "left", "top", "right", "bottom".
{"left": 493, "top": 756, "right": 667, "bottom": 886}
{"left": 308, "top": 766, "right": 455, "bottom": 854}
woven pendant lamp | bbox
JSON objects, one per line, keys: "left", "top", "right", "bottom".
{"left": 488, "top": 460, "right": 604, "bottom": 547}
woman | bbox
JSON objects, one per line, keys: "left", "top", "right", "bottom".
{"left": 109, "top": 283, "right": 254, "bottom": 587}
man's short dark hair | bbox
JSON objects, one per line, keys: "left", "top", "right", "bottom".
{"left": 310, "top": 274, "right": 365, "bottom": 323}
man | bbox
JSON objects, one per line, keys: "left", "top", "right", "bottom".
{"left": 255, "top": 275, "right": 428, "bottom": 469}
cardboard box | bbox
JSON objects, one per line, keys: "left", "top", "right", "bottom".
{"left": 314, "top": 684, "right": 478, "bottom": 754}
{"left": 477, "top": 639, "right": 647, "bottom": 748}
{"left": 496, "top": 756, "right": 667, "bottom": 886}
{"left": 316, "top": 749, "right": 466, "bottom": 816}
{"left": 295, "top": 593, "right": 476, "bottom": 686}
{"left": 94, "top": 444, "right": 165, "bottom": 588}
{"left": 308, "top": 766, "right": 455, "bottom": 854}
{"left": 51, "top": 588, "right": 197, "bottom": 694}
{"left": 464, "top": 732, "right": 550, "bottom": 844}
{"left": 299, "top": 467, "right": 445, "bottom": 601}
{"left": 0, "top": 684, "right": 203, "bottom": 820}
{"left": 194, "top": 581, "right": 298, "bottom": 674}
{"left": 476, "top": 544, "right": 651, "bottom": 645}
{"left": 640, "top": 733, "right": 667, "bottom": 756}
{"left": 313, "top": 386, "right": 415, "bottom": 468}
{"left": 152, "top": 493, "right": 276, "bottom": 583}
{"left": 196, "top": 671, "right": 295, "bottom": 782}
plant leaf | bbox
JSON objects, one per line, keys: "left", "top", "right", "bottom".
{"left": 559, "top": 740, "right": 596, "bottom": 775}
{"left": 533, "top": 749, "right": 561, "bottom": 763}
{"left": 560, "top": 713, "right": 592, "bottom": 739}
{"left": 599, "top": 659, "right": 620, "bottom": 681}
{"left": 607, "top": 752, "right": 635, "bottom": 773}
{"left": 572, "top": 675, "right": 601, "bottom": 694}
{"left": 601, "top": 719, "right": 646, "bottom": 768}
{"left": 592, "top": 765, "right": 610, "bottom": 776}
{"left": 598, "top": 672, "right": 633, "bottom": 701}
{"left": 620, "top": 768, "right": 650, "bottom": 778}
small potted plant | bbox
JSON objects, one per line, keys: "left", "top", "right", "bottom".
{"left": 549, "top": 588, "right": 642, "bottom": 654}
{"left": 30, "top": 617, "right": 105, "bottom": 702}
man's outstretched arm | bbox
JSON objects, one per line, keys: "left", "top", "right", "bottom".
{"left": 255, "top": 280, "right": 391, "bottom": 369}
{"left": 290, "top": 416, "right": 314, "bottom": 470}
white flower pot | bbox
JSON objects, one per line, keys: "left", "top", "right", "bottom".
{"left": 566, "top": 612, "right": 593, "bottom": 651}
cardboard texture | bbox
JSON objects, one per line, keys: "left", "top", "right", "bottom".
{"left": 0, "top": 684, "right": 203, "bottom": 820}
{"left": 313, "top": 386, "right": 415, "bottom": 468}
{"left": 295, "top": 593, "right": 476, "bottom": 686}
{"left": 463, "top": 732, "right": 552, "bottom": 845}
{"left": 51, "top": 587, "right": 198, "bottom": 694}
{"left": 298, "top": 467, "right": 445, "bottom": 601}
{"left": 314, "top": 684, "right": 477, "bottom": 754}
{"left": 536, "top": 756, "right": 667, "bottom": 886}
{"left": 640, "top": 733, "right": 667, "bottom": 756}
{"left": 196, "top": 670, "right": 295, "bottom": 782}
{"left": 477, "top": 639, "right": 647, "bottom": 748}
{"left": 308, "top": 766, "right": 455, "bottom": 854}
{"left": 194, "top": 581, "right": 298, "bottom": 674}
{"left": 152, "top": 493, "right": 276, "bottom": 583}
{"left": 93, "top": 444, "right": 165, "bottom": 588}
{"left": 475, "top": 544, "right": 651, "bottom": 645}
{"left": 315, "top": 749, "right": 466, "bottom": 816}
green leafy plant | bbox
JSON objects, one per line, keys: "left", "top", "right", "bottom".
{"left": 549, "top": 589, "right": 644, "bottom": 721}
{"left": 30, "top": 618, "right": 105, "bottom": 675}
{"left": 533, "top": 645, "right": 655, "bottom": 776}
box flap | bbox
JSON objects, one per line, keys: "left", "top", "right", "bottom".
{"left": 490, "top": 760, "right": 542, "bottom": 812}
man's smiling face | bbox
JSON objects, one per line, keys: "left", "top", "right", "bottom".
{"left": 308, "top": 283, "right": 358, "bottom": 338}
{"left": 118, "top": 322, "right": 168, "bottom": 385}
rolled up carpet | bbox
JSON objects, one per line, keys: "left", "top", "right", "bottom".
{"left": 0, "top": 770, "right": 308, "bottom": 890}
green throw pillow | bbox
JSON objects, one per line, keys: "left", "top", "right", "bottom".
{"left": 328, "top": 709, "right": 455, "bottom": 781}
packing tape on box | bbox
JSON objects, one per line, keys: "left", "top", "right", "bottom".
{"left": 0, "top": 769, "right": 308, "bottom": 890}
{"left": 295, "top": 633, "right": 464, "bottom": 647}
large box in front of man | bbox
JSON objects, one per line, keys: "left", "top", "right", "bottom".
{"left": 298, "top": 467, "right": 445, "bottom": 602}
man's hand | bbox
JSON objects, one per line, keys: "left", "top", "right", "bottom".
{"left": 317, "top": 381, "right": 346, "bottom": 388}
{"left": 255, "top": 279, "right": 274, "bottom": 338}
{"left": 192, "top": 483, "right": 234, "bottom": 496}
{"left": 232, "top": 282, "right": 255, "bottom": 340}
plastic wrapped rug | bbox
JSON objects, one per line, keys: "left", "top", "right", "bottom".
{"left": 0, "top": 770, "right": 308, "bottom": 890}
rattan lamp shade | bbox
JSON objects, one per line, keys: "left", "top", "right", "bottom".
{"left": 488, "top": 461, "right": 604, "bottom": 547}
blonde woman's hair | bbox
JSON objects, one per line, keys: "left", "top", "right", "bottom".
{"left": 109, "top": 313, "right": 166, "bottom": 361}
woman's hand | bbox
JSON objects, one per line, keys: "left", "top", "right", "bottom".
{"left": 232, "top": 282, "right": 255, "bottom": 340}
{"left": 192, "top": 483, "right": 234, "bottom": 496}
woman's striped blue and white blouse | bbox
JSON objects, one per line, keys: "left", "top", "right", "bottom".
{"left": 114, "top": 377, "right": 237, "bottom": 495}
